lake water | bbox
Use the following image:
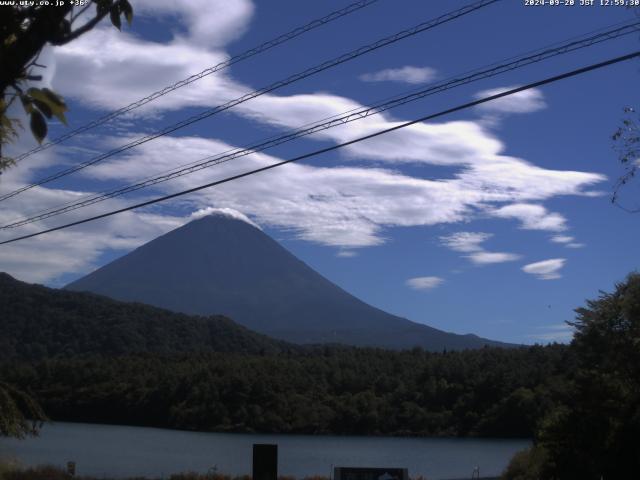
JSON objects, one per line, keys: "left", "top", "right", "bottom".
{"left": 0, "top": 422, "right": 529, "bottom": 480}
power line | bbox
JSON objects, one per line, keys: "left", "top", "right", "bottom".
{"left": 0, "top": 0, "right": 500, "bottom": 203}
{"left": 11, "top": 0, "right": 380, "bottom": 164}
{"left": 1, "top": 50, "right": 637, "bottom": 246}
{"left": 3, "top": 20, "right": 638, "bottom": 229}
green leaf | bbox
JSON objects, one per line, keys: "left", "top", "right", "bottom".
{"left": 32, "top": 99, "right": 53, "bottom": 119}
{"left": 40, "top": 88, "right": 67, "bottom": 108}
{"left": 121, "top": 0, "right": 133, "bottom": 25}
{"left": 28, "top": 88, "right": 68, "bottom": 125}
{"left": 30, "top": 110, "right": 47, "bottom": 144}
{"left": 28, "top": 88, "right": 54, "bottom": 107}
{"left": 110, "top": 7, "right": 122, "bottom": 30}
{"left": 20, "top": 95, "right": 34, "bottom": 114}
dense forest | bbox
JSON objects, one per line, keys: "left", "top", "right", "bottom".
{"left": 0, "top": 344, "right": 571, "bottom": 438}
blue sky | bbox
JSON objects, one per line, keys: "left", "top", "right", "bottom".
{"left": 1, "top": 0, "right": 638, "bottom": 344}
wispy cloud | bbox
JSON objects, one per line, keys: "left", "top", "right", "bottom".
{"left": 551, "top": 235, "right": 573, "bottom": 243}
{"left": 467, "top": 251, "right": 521, "bottom": 265}
{"left": 492, "top": 204, "right": 567, "bottom": 232}
{"left": 551, "top": 235, "right": 585, "bottom": 249}
{"left": 439, "top": 232, "right": 492, "bottom": 253}
{"left": 522, "top": 258, "right": 566, "bottom": 280}
{"left": 406, "top": 276, "right": 444, "bottom": 290}
{"left": 529, "top": 323, "right": 574, "bottom": 343}
{"left": 475, "top": 86, "right": 546, "bottom": 115}
{"left": 440, "top": 232, "right": 520, "bottom": 265}
{"left": 0, "top": 0, "right": 606, "bottom": 284}
{"left": 359, "top": 66, "right": 437, "bottom": 85}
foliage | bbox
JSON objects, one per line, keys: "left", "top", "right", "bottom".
{"left": 612, "top": 107, "right": 640, "bottom": 211}
{"left": 0, "top": 381, "right": 46, "bottom": 439}
{"left": 500, "top": 446, "right": 551, "bottom": 480}
{"left": 0, "top": 344, "right": 571, "bottom": 438}
{"left": 503, "top": 273, "right": 640, "bottom": 479}
{"left": 0, "top": 1, "right": 133, "bottom": 168}
{"left": 0, "top": 271, "right": 572, "bottom": 439}
{"left": 530, "top": 273, "right": 640, "bottom": 479}
{"left": 0, "top": 273, "right": 292, "bottom": 360}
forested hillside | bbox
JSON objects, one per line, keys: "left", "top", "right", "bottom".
{"left": 0, "top": 344, "right": 571, "bottom": 438}
{"left": 0, "top": 273, "right": 291, "bottom": 359}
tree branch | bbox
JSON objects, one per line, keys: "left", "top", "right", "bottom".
{"left": 50, "top": 7, "right": 113, "bottom": 46}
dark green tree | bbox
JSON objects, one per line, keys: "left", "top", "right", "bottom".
{"left": 532, "top": 273, "right": 640, "bottom": 479}
{"left": 0, "top": 381, "right": 46, "bottom": 438}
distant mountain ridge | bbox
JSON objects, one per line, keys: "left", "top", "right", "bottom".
{"left": 0, "top": 272, "right": 291, "bottom": 360}
{"left": 66, "top": 213, "right": 514, "bottom": 351}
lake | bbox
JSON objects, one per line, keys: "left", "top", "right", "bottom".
{"left": 0, "top": 422, "right": 529, "bottom": 480}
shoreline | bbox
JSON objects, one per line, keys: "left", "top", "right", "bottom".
{"left": 21, "top": 419, "right": 532, "bottom": 442}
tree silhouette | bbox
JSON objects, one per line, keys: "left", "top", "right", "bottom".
{"left": 0, "top": 0, "right": 133, "bottom": 171}
{"left": 0, "top": 381, "right": 46, "bottom": 438}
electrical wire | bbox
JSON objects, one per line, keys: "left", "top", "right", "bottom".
{"left": 1, "top": 49, "right": 637, "bottom": 246}
{"left": 3, "top": 20, "right": 638, "bottom": 229}
{"left": 11, "top": 0, "right": 381, "bottom": 163}
{"left": 0, "top": 0, "right": 500, "bottom": 203}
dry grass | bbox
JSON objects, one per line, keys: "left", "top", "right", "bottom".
{"left": 0, "top": 465, "right": 333, "bottom": 480}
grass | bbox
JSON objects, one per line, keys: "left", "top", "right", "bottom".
{"left": 0, "top": 464, "right": 334, "bottom": 480}
{"left": 0, "top": 463, "right": 438, "bottom": 480}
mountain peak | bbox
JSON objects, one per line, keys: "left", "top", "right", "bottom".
{"left": 190, "top": 207, "right": 261, "bottom": 230}
{"left": 66, "top": 215, "right": 513, "bottom": 350}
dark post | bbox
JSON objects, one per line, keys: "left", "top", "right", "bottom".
{"left": 252, "top": 444, "right": 277, "bottom": 480}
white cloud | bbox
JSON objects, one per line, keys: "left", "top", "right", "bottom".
{"left": 190, "top": 207, "right": 261, "bottom": 230}
{"left": 80, "top": 134, "right": 478, "bottom": 247}
{"left": 466, "top": 251, "right": 521, "bottom": 265}
{"left": 359, "top": 66, "right": 437, "bottom": 85}
{"left": 551, "top": 235, "right": 585, "bottom": 249}
{"left": 0, "top": 206, "right": 184, "bottom": 284}
{"left": 135, "top": 0, "right": 254, "bottom": 47}
{"left": 406, "top": 276, "right": 444, "bottom": 290}
{"left": 0, "top": 0, "right": 607, "bottom": 283}
{"left": 475, "top": 86, "right": 546, "bottom": 115}
{"left": 440, "top": 232, "right": 519, "bottom": 265}
{"left": 492, "top": 204, "right": 567, "bottom": 232}
{"left": 440, "top": 232, "right": 492, "bottom": 252}
{"left": 551, "top": 235, "right": 574, "bottom": 243}
{"left": 45, "top": 5, "right": 604, "bottom": 211}
{"left": 50, "top": 27, "right": 242, "bottom": 116}
{"left": 522, "top": 258, "right": 566, "bottom": 280}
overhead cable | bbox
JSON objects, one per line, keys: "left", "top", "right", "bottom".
{"left": 4, "top": 20, "right": 638, "bottom": 229}
{"left": 1, "top": 49, "right": 637, "bottom": 246}
{"left": 11, "top": 0, "right": 381, "bottom": 163}
{"left": 0, "top": 0, "right": 500, "bottom": 203}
